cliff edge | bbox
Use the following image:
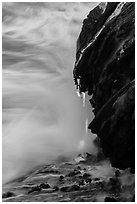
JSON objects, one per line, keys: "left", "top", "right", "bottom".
{"left": 74, "top": 2, "right": 135, "bottom": 172}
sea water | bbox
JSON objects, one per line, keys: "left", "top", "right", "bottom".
{"left": 2, "top": 2, "right": 98, "bottom": 184}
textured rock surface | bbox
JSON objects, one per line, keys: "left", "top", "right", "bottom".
{"left": 74, "top": 2, "right": 135, "bottom": 172}
{"left": 2, "top": 160, "right": 135, "bottom": 202}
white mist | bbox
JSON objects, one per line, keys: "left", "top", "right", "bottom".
{"left": 2, "top": 2, "right": 99, "bottom": 184}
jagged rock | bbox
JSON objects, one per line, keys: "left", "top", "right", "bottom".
{"left": 83, "top": 173, "right": 91, "bottom": 179}
{"left": 67, "top": 170, "right": 81, "bottom": 177}
{"left": 39, "top": 183, "right": 50, "bottom": 189}
{"left": 60, "top": 184, "right": 80, "bottom": 192}
{"left": 53, "top": 186, "right": 59, "bottom": 192}
{"left": 85, "top": 178, "right": 92, "bottom": 183}
{"left": 77, "top": 166, "right": 81, "bottom": 170}
{"left": 60, "top": 186, "right": 69, "bottom": 192}
{"left": 79, "top": 179, "right": 85, "bottom": 186}
{"left": 74, "top": 2, "right": 135, "bottom": 172}
{"left": 28, "top": 183, "right": 50, "bottom": 194}
{"left": 69, "top": 184, "right": 80, "bottom": 191}
{"left": 59, "top": 175, "right": 64, "bottom": 180}
{"left": 94, "top": 178, "right": 100, "bottom": 181}
{"left": 107, "top": 177, "right": 121, "bottom": 193}
{"left": 115, "top": 170, "right": 121, "bottom": 178}
{"left": 2, "top": 161, "right": 134, "bottom": 202}
{"left": 28, "top": 186, "right": 41, "bottom": 194}
{"left": 39, "top": 169, "right": 59, "bottom": 174}
{"left": 76, "top": 3, "right": 119, "bottom": 60}
{"left": 2, "top": 191, "right": 15, "bottom": 198}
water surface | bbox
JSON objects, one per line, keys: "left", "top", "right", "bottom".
{"left": 2, "top": 2, "right": 99, "bottom": 184}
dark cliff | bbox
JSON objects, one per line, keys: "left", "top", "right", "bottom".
{"left": 74, "top": 2, "right": 135, "bottom": 172}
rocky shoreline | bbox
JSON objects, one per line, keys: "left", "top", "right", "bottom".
{"left": 2, "top": 2, "right": 135, "bottom": 202}
{"left": 2, "top": 155, "right": 135, "bottom": 202}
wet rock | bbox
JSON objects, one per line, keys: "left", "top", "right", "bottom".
{"left": 74, "top": 2, "right": 135, "bottom": 172}
{"left": 85, "top": 152, "right": 91, "bottom": 157}
{"left": 76, "top": 3, "right": 118, "bottom": 56}
{"left": 115, "top": 170, "right": 121, "bottom": 177}
{"left": 67, "top": 170, "right": 81, "bottom": 177}
{"left": 104, "top": 196, "right": 117, "bottom": 202}
{"left": 94, "top": 178, "right": 100, "bottom": 181}
{"left": 2, "top": 191, "right": 15, "bottom": 199}
{"left": 108, "top": 177, "right": 121, "bottom": 193}
{"left": 41, "top": 189, "right": 54, "bottom": 193}
{"left": 59, "top": 175, "right": 64, "bottom": 180}
{"left": 85, "top": 178, "right": 92, "bottom": 183}
{"left": 28, "top": 186, "right": 41, "bottom": 194}
{"left": 53, "top": 186, "right": 59, "bottom": 192}
{"left": 60, "top": 184, "right": 80, "bottom": 192}
{"left": 39, "top": 183, "right": 50, "bottom": 189}
{"left": 79, "top": 179, "right": 85, "bottom": 186}
{"left": 39, "top": 169, "right": 59, "bottom": 174}
{"left": 77, "top": 166, "right": 81, "bottom": 170}
{"left": 27, "top": 183, "right": 50, "bottom": 194}
{"left": 83, "top": 173, "right": 91, "bottom": 179}
{"left": 60, "top": 186, "right": 69, "bottom": 192}
{"left": 69, "top": 184, "right": 80, "bottom": 191}
{"left": 95, "top": 181, "right": 105, "bottom": 189}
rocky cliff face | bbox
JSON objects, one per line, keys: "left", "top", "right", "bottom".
{"left": 74, "top": 2, "right": 135, "bottom": 173}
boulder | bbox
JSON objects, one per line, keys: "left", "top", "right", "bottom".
{"left": 2, "top": 191, "right": 15, "bottom": 199}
